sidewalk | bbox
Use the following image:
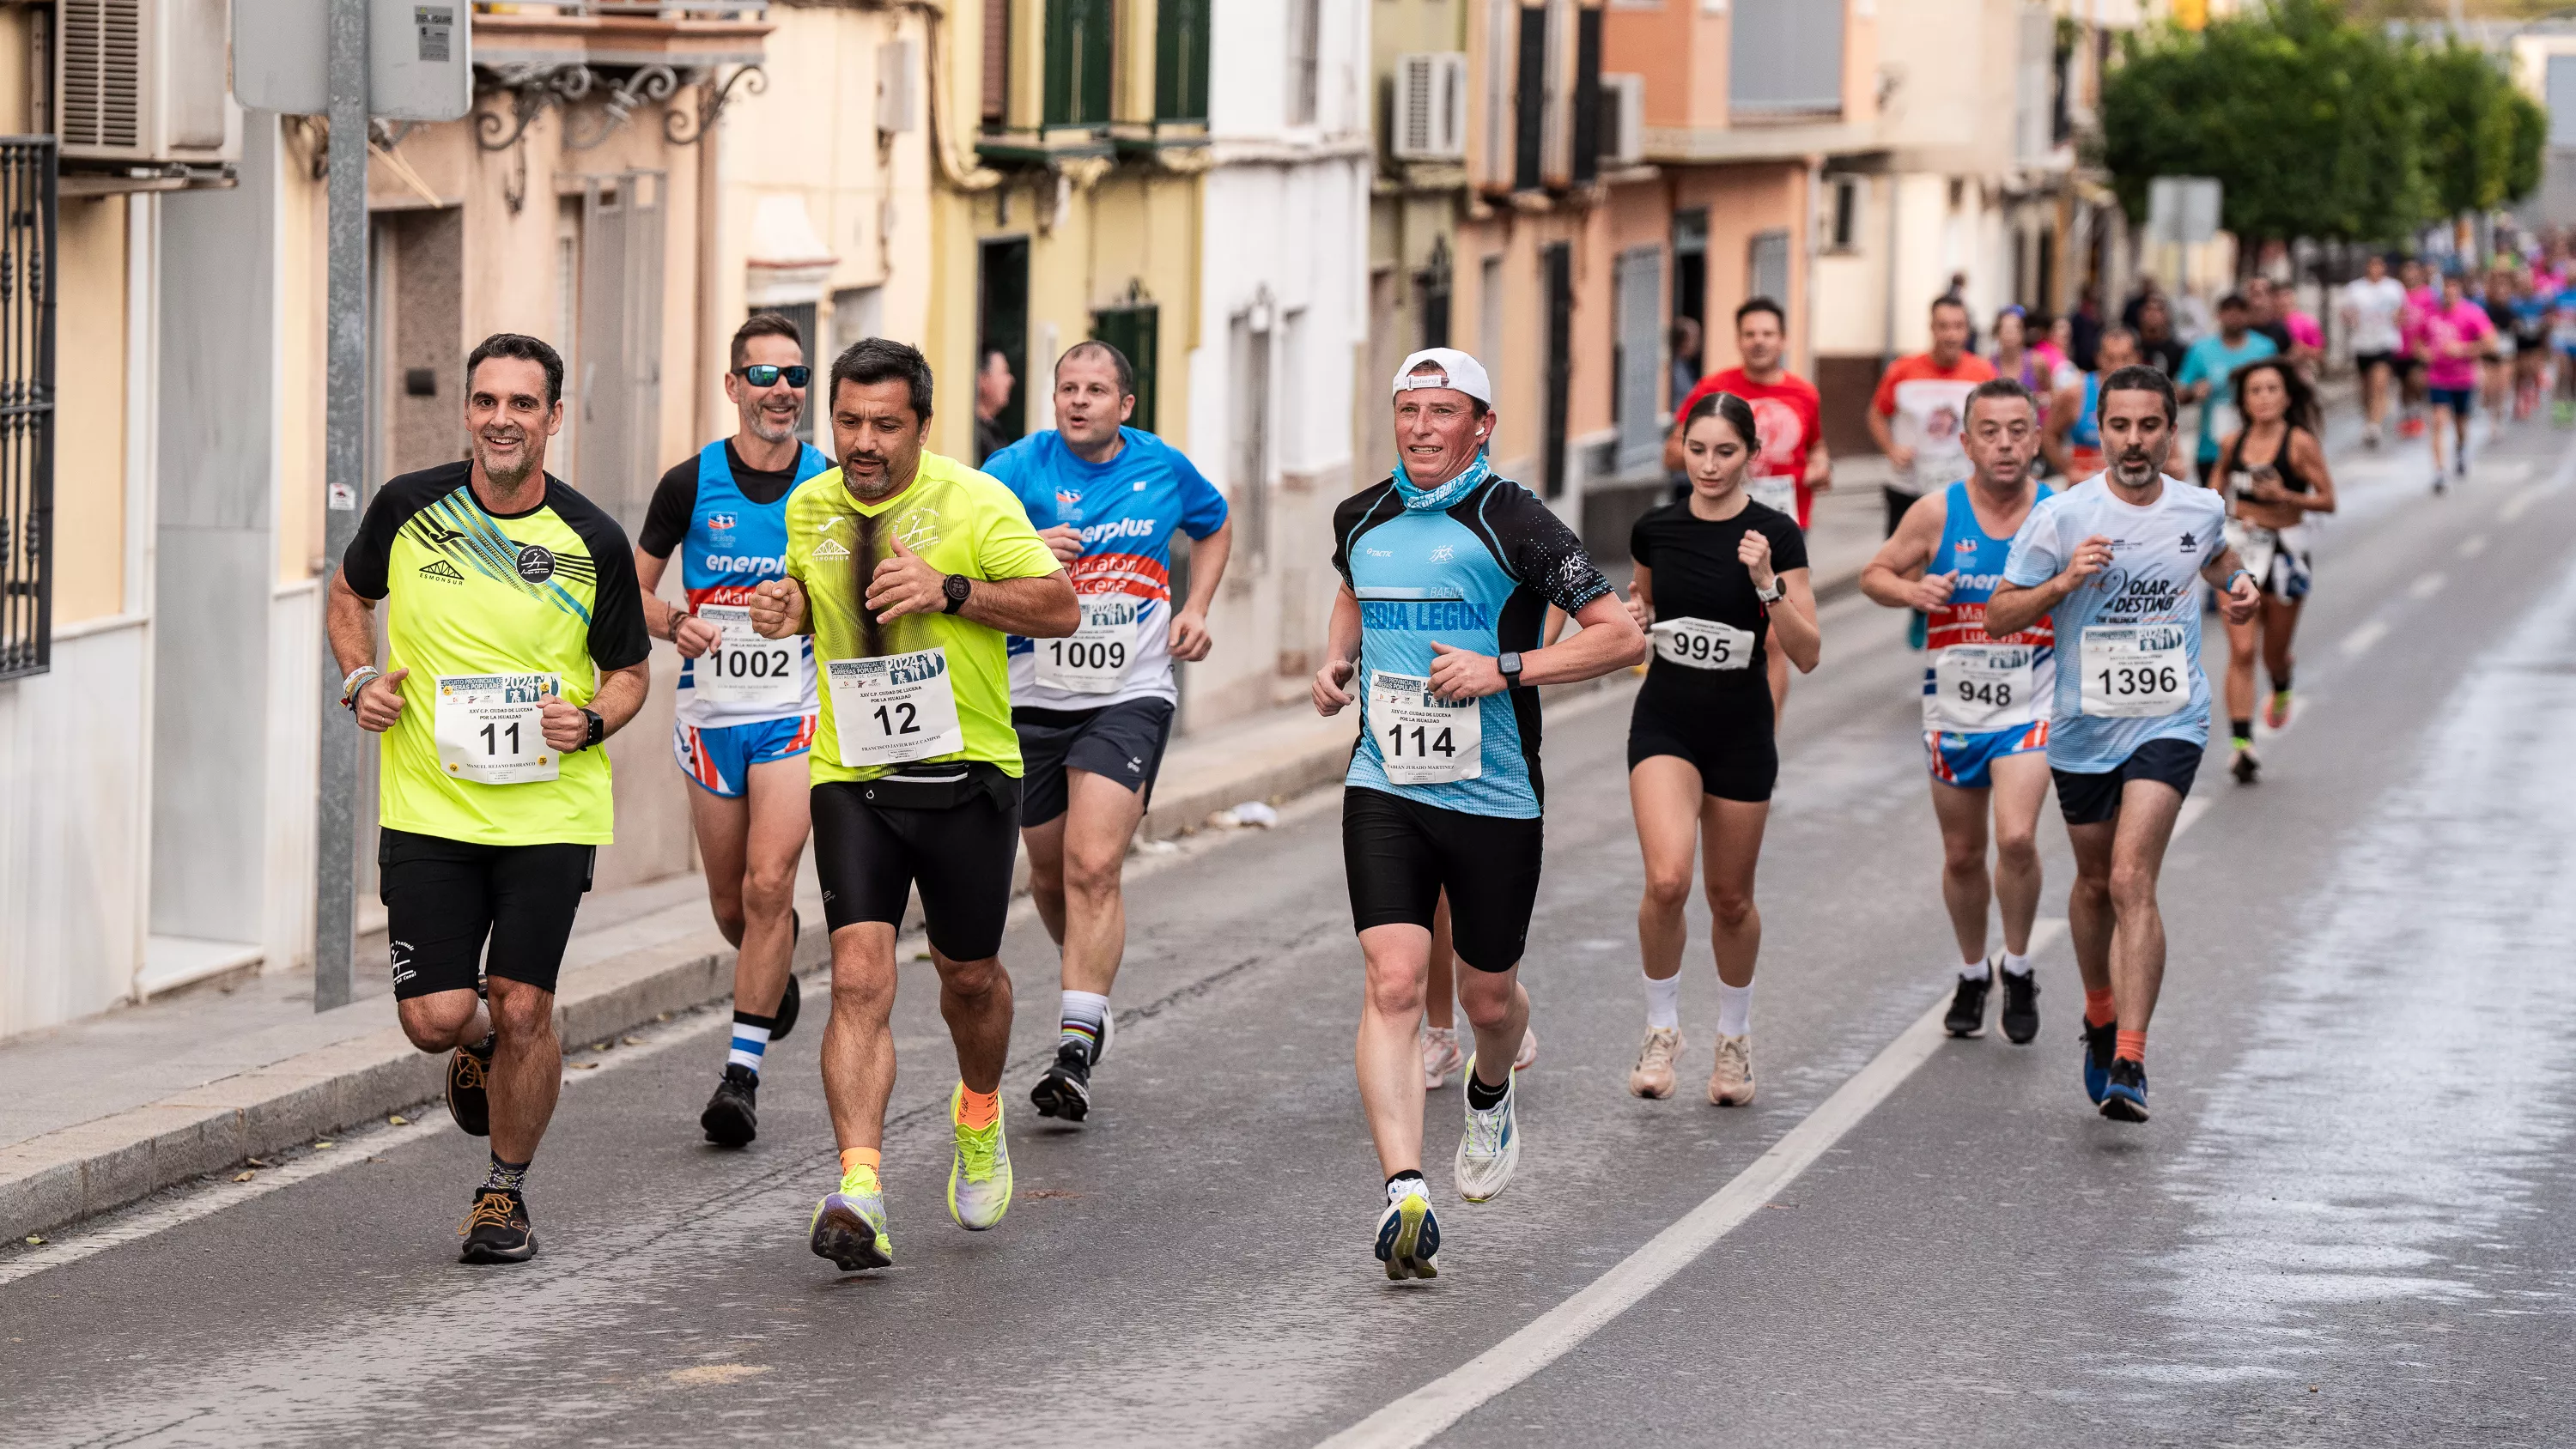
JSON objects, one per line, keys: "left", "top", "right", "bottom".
{"left": 0, "top": 500, "right": 1893, "bottom": 1245}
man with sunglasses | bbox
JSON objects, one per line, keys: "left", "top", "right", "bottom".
{"left": 635, "top": 312, "right": 834, "bottom": 1148}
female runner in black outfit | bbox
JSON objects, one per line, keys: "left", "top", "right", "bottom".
{"left": 2211, "top": 355, "right": 2336, "bottom": 784}
{"left": 1622, "top": 392, "right": 1821, "bottom": 1107}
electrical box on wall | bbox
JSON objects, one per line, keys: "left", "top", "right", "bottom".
{"left": 231, "top": 0, "right": 474, "bottom": 122}
{"left": 58, "top": 0, "right": 242, "bottom": 166}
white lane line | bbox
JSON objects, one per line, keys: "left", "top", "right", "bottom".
{"left": 2408, "top": 572, "right": 2449, "bottom": 602}
{"left": 1319, "top": 919, "right": 2069, "bottom": 1449}
{"left": 2500, "top": 482, "right": 2557, "bottom": 521}
{"left": 2341, "top": 619, "right": 2390, "bottom": 658}
{"left": 2458, "top": 533, "right": 2488, "bottom": 559}
{"left": 2174, "top": 795, "right": 2212, "bottom": 840}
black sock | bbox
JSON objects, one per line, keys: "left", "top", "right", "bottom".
{"left": 2269, "top": 667, "right": 2293, "bottom": 694}
{"left": 2231, "top": 718, "right": 2253, "bottom": 745}
{"left": 1466, "top": 1070, "right": 1510, "bottom": 1111}
{"left": 484, "top": 1155, "right": 530, "bottom": 1194}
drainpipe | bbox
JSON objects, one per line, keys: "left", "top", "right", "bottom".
{"left": 1881, "top": 171, "right": 1899, "bottom": 373}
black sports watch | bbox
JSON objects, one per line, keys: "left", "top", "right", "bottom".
{"left": 578, "top": 707, "right": 605, "bottom": 751}
{"left": 1497, "top": 651, "right": 1524, "bottom": 689}
{"left": 942, "top": 573, "right": 972, "bottom": 615}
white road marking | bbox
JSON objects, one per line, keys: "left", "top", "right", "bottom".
{"left": 2341, "top": 619, "right": 2390, "bottom": 658}
{"left": 2500, "top": 481, "right": 2556, "bottom": 521}
{"left": 2458, "top": 533, "right": 2488, "bottom": 559}
{"left": 1317, "top": 918, "right": 2070, "bottom": 1449}
{"left": 2408, "top": 572, "right": 2449, "bottom": 602}
{"left": 2174, "top": 795, "right": 2213, "bottom": 840}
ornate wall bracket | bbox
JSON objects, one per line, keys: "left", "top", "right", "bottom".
{"left": 475, "top": 62, "right": 766, "bottom": 154}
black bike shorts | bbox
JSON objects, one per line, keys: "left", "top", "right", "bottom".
{"left": 1012, "top": 697, "right": 1177, "bottom": 828}
{"left": 1340, "top": 786, "right": 1544, "bottom": 973}
{"left": 1627, "top": 687, "right": 1777, "bottom": 803}
{"left": 811, "top": 777, "right": 1023, "bottom": 961}
{"left": 2051, "top": 737, "right": 2202, "bottom": 827}
{"left": 378, "top": 828, "right": 595, "bottom": 1000}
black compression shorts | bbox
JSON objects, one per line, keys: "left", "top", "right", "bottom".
{"left": 1012, "top": 697, "right": 1176, "bottom": 828}
{"left": 1627, "top": 687, "right": 1777, "bottom": 803}
{"left": 2051, "top": 737, "right": 2202, "bottom": 827}
{"left": 378, "top": 828, "right": 595, "bottom": 1000}
{"left": 1341, "top": 786, "right": 1543, "bottom": 973}
{"left": 811, "top": 777, "right": 1022, "bottom": 961}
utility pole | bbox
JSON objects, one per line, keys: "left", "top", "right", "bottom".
{"left": 314, "top": 0, "right": 369, "bottom": 1012}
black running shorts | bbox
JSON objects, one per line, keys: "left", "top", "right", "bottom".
{"left": 1340, "top": 786, "right": 1543, "bottom": 973}
{"left": 2051, "top": 737, "right": 2202, "bottom": 827}
{"left": 1012, "top": 697, "right": 1177, "bottom": 828}
{"left": 811, "top": 777, "right": 1023, "bottom": 961}
{"left": 1626, "top": 687, "right": 1777, "bottom": 803}
{"left": 377, "top": 828, "right": 595, "bottom": 1000}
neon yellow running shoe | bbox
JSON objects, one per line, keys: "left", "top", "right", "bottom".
{"left": 947, "top": 1084, "right": 1013, "bottom": 1231}
{"left": 809, "top": 1171, "right": 892, "bottom": 1272}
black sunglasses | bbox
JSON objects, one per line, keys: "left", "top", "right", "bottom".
{"left": 738, "top": 364, "right": 811, "bottom": 388}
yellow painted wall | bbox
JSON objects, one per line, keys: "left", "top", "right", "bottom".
{"left": 54, "top": 198, "right": 130, "bottom": 624}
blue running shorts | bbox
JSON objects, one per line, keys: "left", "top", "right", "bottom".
{"left": 1924, "top": 720, "right": 2050, "bottom": 791}
{"left": 672, "top": 715, "right": 817, "bottom": 798}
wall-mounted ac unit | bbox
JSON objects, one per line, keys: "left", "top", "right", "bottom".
{"left": 57, "top": 0, "right": 240, "bottom": 167}
{"left": 878, "top": 39, "right": 918, "bottom": 134}
{"left": 1600, "top": 73, "right": 1644, "bottom": 168}
{"left": 1392, "top": 52, "right": 1467, "bottom": 162}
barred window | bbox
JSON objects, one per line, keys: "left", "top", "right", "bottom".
{"left": 0, "top": 138, "right": 56, "bottom": 682}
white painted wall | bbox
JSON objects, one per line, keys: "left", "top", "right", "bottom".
{"left": 263, "top": 579, "right": 323, "bottom": 976}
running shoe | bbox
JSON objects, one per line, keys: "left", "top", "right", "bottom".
{"left": 2456, "top": 451, "right": 2470, "bottom": 477}
{"left": 1999, "top": 967, "right": 2040, "bottom": 1046}
{"left": 2362, "top": 424, "right": 2382, "bottom": 449}
{"left": 700, "top": 1063, "right": 759, "bottom": 1148}
{"left": 2081, "top": 1019, "right": 2117, "bottom": 1105}
{"left": 1628, "top": 1025, "right": 1685, "bottom": 1099}
{"left": 1029, "top": 1041, "right": 1094, "bottom": 1121}
{"left": 458, "top": 1186, "right": 535, "bottom": 1264}
{"left": 2263, "top": 689, "right": 2293, "bottom": 731}
{"left": 2231, "top": 744, "right": 2262, "bottom": 785}
{"left": 1514, "top": 1022, "right": 1539, "bottom": 1071}
{"left": 1454, "top": 1057, "right": 1521, "bottom": 1203}
{"left": 2433, "top": 472, "right": 2449, "bottom": 495}
{"left": 1944, "top": 967, "right": 1992, "bottom": 1038}
{"left": 769, "top": 964, "right": 801, "bottom": 1044}
{"left": 1707, "top": 1034, "right": 1756, "bottom": 1106}
{"left": 1375, "top": 1179, "right": 1441, "bottom": 1281}
{"left": 809, "top": 1184, "right": 894, "bottom": 1271}
{"left": 1421, "top": 1025, "right": 1464, "bottom": 1090}
{"left": 947, "top": 1083, "right": 1013, "bottom": 1230}
{"left": 445, "top": 1034, "right": 495, "bottom": 1137}
{"left": 2100, "top": 1058, "right": 2150, "bottom": 1124}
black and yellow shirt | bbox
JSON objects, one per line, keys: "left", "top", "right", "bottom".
{"left": 343, "top": 462, "right": 651, "bottom": 846}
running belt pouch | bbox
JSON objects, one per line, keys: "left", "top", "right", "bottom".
{"left": 860, "top": 761, "right": 1015, "bottom": 811}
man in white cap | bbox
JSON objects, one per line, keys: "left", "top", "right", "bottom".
{"left": 1312, "top": 348, "right": 1646, "bottom": 1281}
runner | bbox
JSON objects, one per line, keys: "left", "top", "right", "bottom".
{"left": 2554, "top": 277, "right": 2576, "bottom": 427}
{"left": 2174, "top": 293, "right": 2276, "bottom": 487}
{"left": 2342, "top": 254, "right": 2408, "bottom": 448}
{"left": 746, "top": 338, "right": 1079, "bottom": 1271}
{"left": 326, "top": 333, "right": 653, "bottom": 1263}
{"left": 1984, "top": 365, "right": 2261, "bottom": 1125}
{"left": 1667, "top": 295, "right": 1828, "bottom": 718}
{"left": 2044, "top": 326, "right": 2138, "bottom": 482}
{"left": 983, "top": 340, "right": 1233, "bottom": 1123}
{"left": 1314, "top": 348, "right": 1642, "bottom": 1280}
{"left": 1867, "top": 296, "right": 1997, "bottom": 538}
{"left": 2209, "top": 358, "right": 2336, "bottom": 785}
{"left": 635, "top": 312, "right": 831, "bottom": 1148}
{"left": 1860, "top": 378, "right": 2054, "bottom": 1045}
{"left": 2397, "top": 258, "right": 2437, "bottom": 440}
{"left": 2510, "top": 266, "right": 2553, "bottom": 421}
{"left": 1620, "top": 391, "right": 1820, "bottom": 1104}
{"left": 2420, "top": 271, "right": 2494, "bottom": 492}
{"left": 2481, "top": 265, "right": 2520, "bottom": 422}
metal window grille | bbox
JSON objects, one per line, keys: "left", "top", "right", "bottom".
{"left": 1090, "top": 302, "right": 1159, "bottom": 435}
{"left": 1286, "top": 0, "right": 1320, "bottom": 127}
{"left": 577, "top": 171, "right": 665, "bottom": 535}
{"left": 0, "top": 138, "right": 57, "bottom": 683}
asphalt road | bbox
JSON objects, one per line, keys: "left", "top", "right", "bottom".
{"left": 7, "top": 423, "right": 2574, "bottom": 1449}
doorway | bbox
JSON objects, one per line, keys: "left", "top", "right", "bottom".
{"left": 977, "top": 236, "right": 1030, "bottom": 446}
{"left": 1542, "top": 242, "right": 1572, "bottom": 499}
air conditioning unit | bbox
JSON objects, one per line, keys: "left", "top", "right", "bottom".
{"left": 878, "top": 39, "right": 918, "bottom": 134}
{"left": 1600, "top": 74, "right": 1644, "bottom": 169}
{"left": 1392, "top": 52, "right": 1467, "bottom": 162}
{"left": 57, "top": 0, "right": 240, "bottom": 167}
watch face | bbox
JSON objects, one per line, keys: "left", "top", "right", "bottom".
{"left": 945, "top": 574, "right": 971, "bottom": 600}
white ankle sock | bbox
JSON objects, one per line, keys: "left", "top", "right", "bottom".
{"left": 1716, "top": 982, "right": 1753, "bottom": 1037}
{"left": 1643, "top": 973, "right": 1681, "bottom": 1030}
{"left": 2000, "top": 951, "right": 2032, "bottom": 979}
{"left": 1959, "top": 957, "right": 1990, "bottom": 980}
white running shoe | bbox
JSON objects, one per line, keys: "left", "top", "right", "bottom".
{"left": 1628, "top": 1025, "right": 1684, "bottom": 1099}
{"left": 1707, "top": 1034, "right": 1756, "bottom": 1106}
{"left": 1374, "top": 1179, "right": 1440, "bottom": 1280}
{"left": 1421, "top": 1025, "right": 1464, "bottom": 1090}
{"left": 1454, "top": 1055, "right": 1522, "bottom": 1203}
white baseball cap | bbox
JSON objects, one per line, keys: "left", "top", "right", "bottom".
{"left": 1391, "top": 348, "right": 1493, "bottom": 407}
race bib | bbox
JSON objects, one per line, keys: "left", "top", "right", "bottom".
{"left": 433, "top": 673, "right": 560, "bottom": 785}
{"left": 1747, "top": 475, "right": 1798, "bottom": 520}
{"left": 1367, "top": 669, "right": 1481, "bottom": 786}
{"left": 695, "top": 604, "right": 801, "bottom": 706}
{"left": 2225, "top": 519, "right": 2278, "bottom": 591}
{"left": 1931, "top": 643, "right": 2039, "bottom": 731}
{"left": 826, "top": 647, "right": 964, "bottom": 766}
{"left": 2079, "top": 625, "right": 2191, "bottom": 718}
{"left": 1032, "top": 594, "right": 1140, "bottom": 694}
{"left": 1651, "top": 616, "right": 1757, "bottom": 671}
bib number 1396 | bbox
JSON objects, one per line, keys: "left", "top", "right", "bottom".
{"left": 2079, "top": 625, "right": 2190, "bottom": 718}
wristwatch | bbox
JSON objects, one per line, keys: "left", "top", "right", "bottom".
{"left": 577, "top": 707, "right": 605, "bottom": 751}
{"left": 1754, "top": 577, "right": 1787, "bottom": 604}
{"left": 1497, "top": 651, "right": 1524, "bottom": 689}
{"left": 942, "top": 573, "right": 972, "bottom": 614}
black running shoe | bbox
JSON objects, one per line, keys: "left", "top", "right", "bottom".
{"left": 2000, "top": 968, "right": 2040, "bottom": 1045}
{"left": 2231, "top": 746, "right": 2261, "bottom": 785}
{"left": 2100, "top": 1057, "right": 2150, "bottom": 1124}
{"left": 459, "top": 1187, "right": 536, "bottom": 1264}
{"left": 700, "top": 1063, "right": 759, "bottom": 1147}
{"left": 1943, "top": 967, "right": 1992, "bottom": 1038}
{"left": 445, "top": 1034, "right": 495, "bottom": 1137}
{"left": 769, "top": 968, "right": 802, "bottom": 1044}
{"left": 1030, "top": 1041, "right": 1095, "bottom": 1121}
{"left": 2081, "top": 1019, "right": 2117, "bottom": 1103}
